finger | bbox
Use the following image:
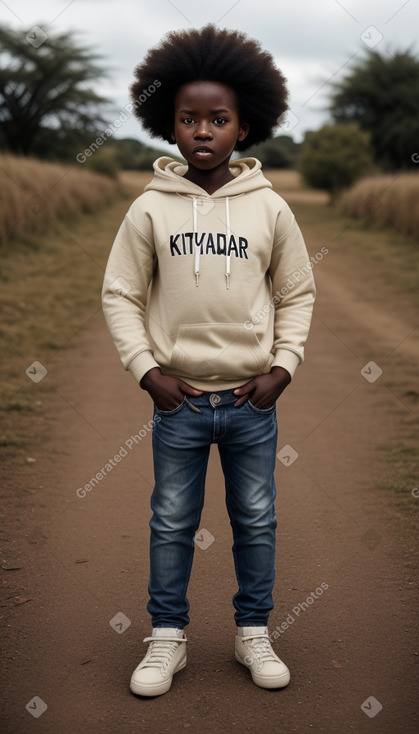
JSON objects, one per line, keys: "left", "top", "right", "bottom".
{"left": 178, "top": 381, "right": 203, "bottom": 396}
{"left": 233, "top": 380, "right": 254, "bottom": 396}
{"left": 234, "top": 395, "right": 249, "bottom": 407}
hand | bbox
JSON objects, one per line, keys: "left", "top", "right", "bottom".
{"left": 233, "top": 366, "right": 291, "bottom": 408}
{"left": 140, "top": 367, "right": 203, "bottom": 411}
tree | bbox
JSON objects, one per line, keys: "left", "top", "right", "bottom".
{"left": 329, "top": 49, "right": 419, "bottom": 170}
{"left": 298, "top": 123, "right": 373, "bottom": 202}
{"left": 0, "top": 24, "right": 110, "bottom": 158}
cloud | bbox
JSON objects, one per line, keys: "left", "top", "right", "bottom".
{"left": 1, "top": 0, "right": 417, "bottom": 148}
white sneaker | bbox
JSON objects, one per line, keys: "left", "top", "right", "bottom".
{"left": 130, "top": 627, "right": 187, "bottom": 697}
{"left": 235, "top": 626, "right": 290, "bottom": 689}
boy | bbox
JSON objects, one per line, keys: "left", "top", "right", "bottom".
{"left": 102, "top": 25, "right": 315, "bottom": 697}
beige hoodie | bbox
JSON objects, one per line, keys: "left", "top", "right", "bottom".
{"left": 102, "top": 156, "right": 316, "bottom": 391}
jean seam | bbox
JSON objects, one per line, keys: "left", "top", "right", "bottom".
{"left": 148, "top": 397, "right": 277, "bottom": 626}
{"left": 178, "top": 455, "right": 208, "bottom": 610}
{"left": 247, "top": 400, "right": 276, "bottom": 414}
{"left": 155, "top": 398, "right": 186, "bottom": 416}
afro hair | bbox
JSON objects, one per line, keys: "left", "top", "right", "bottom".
{"left": 130, "top": 24, "right": 289, "bottom": 151}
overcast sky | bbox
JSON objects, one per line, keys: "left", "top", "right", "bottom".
{"left": 1, "top": 0, "right": 417, "bottom": 154}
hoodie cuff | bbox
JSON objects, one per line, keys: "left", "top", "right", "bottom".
{"left": 127, "top": 351, "right": 160, "bottom": 386}
{"left": 271, "top": 349, "right": 301, "bottom": 379}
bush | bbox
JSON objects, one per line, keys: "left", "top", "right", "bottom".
{"left": 298, "top": 123, "right": 373, "bottom": 202}
{"left": 246, "top": 135, "right": 302, "bottom": 168}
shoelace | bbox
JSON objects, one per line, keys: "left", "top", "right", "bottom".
{"left": 241, "top": 634, "right": 277, "bottom": 664}
{"left": 142, "top": 636, "right": 185, "bottom": 670}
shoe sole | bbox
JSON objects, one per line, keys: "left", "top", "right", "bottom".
{"left": 235, "top": 651, "right": 290, "bottom": 689}
{"left": 130, "top": 657, "right": 186, "bottom": 697}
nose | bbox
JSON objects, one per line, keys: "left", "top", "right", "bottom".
{"left": 194, "top": 120, "right": 212, "bottom": 139}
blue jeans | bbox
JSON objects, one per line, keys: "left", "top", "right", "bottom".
{"left": 148, "top": 388, "right": 278, "bottom": 629}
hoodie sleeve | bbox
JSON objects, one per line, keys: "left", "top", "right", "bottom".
{"left": 101, "top": 205, "right": 159, "bottom": 385}
{"left": 268, "top": 202, "right": 316, "bottom": 378}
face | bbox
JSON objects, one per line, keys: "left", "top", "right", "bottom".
{"left": 171, "top": 81, "right": 249, "bottom": 170}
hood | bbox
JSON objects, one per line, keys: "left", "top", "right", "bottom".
{"left": 144, "top": 156, "right": 272, "bottom": 289}
{"left": 144, "top": 156, "right": 272, "bottom": 198}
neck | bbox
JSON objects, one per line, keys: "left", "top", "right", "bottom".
{"left": 183, "top": 160, "right": 234, "bottom": 195}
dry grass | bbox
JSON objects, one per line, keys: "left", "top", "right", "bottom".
{"left": 0, "top": 153, "right": 118, "bottom": 245}
{"left": 263, "top": 168, "right": 329, "bottom": 204}
{"left": 0, "top": 189, "right": 137, "bottom": 457}
{"left": 118, "top": 170, "right": 153, "bottom": 198}
{"left": 341, "top": 172, "right": 419, "bottom": 240}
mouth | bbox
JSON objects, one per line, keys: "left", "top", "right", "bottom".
{"left": 193, "top": 146, "right": 214, "bottom": 158}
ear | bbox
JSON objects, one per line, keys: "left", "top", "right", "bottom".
{"left": 170, "top": 130, "right": 176, "bottom": 142}
{"left": 237, "top": 122, "right": 250, "bottom": 143}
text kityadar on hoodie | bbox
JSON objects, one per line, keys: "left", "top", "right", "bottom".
{"left": 102, "top": 157, "right": 316, "bottom": 391}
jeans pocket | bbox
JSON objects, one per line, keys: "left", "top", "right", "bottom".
{"left": 247, "top": 399, "right": 277, "bottom": 415}
{"left": 154, "top": 398, "right": 186, "bottom": 416}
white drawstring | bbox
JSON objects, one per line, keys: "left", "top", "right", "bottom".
{"left": 225, "top": 196, "right": 231, "bottom": 290}
{"left": 192, "top": 195, "right": 231, "bottom": 289}
{"left": 193, "top": 197, "right": 200, "bottom": 287}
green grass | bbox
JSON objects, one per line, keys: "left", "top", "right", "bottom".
{"left": 376, "top": 442, "right": 418, "bottom": 490}
{"left": 374, "top": 436, "right": 419, "bottom": 552}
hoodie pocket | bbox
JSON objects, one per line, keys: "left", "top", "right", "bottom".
{"left": 170, "top": 322, "right": 272, "bottom": 379}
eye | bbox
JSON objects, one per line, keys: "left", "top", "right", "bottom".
{"left": 182, "top": 117, "right": 195, "bottom": 125}
{"left": 214, "top": 117, "right": 228, "bottom": 125}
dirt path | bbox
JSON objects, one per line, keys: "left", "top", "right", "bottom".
{"left": 1, "top": 206, "right": 418, "bottom": 733}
